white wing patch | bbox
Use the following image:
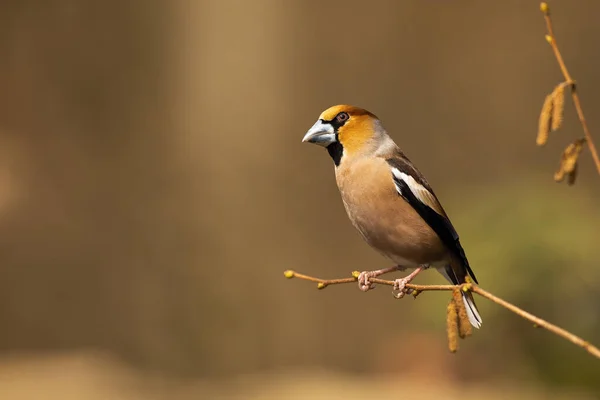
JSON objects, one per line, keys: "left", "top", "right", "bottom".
{"left": 391, "top": 168, "right": 446, "bottom": 216}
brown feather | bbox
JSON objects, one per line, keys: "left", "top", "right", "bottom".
{"left": 335, "top": 156, "right": 447, "bottom": 266}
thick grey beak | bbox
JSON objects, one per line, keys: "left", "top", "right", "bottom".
{"left": 302, "top": 120, "right": 336, "bottom": 147}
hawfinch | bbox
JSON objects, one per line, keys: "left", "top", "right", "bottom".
{"left": 302, "top": 105, "right": 482, "bottom": 328}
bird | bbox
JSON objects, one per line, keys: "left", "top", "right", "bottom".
{"left": 301, "top": 104, "right": 482, "bottom": 328}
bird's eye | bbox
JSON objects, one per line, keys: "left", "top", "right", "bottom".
{"left": 335, "top": 112, "right": 349, "bottom": 124}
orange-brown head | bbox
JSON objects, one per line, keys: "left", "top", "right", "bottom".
{"left": 302, "top": 105, "right": 389, "bottom": 166}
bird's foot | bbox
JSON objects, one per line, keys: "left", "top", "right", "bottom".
{"left": 392, "top": 277, "right": 412, "bottom": 299}
{"left": 357, "top": 266, "right": 400, "bottom": 292}
{"left": 357, "top": 271, "right": 376, "bottom": 292}
{"left": 392, "top": 266, "right": 426, "bottom": 299}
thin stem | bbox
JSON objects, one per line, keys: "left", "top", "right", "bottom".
{"left": 543, "top": 8, "right": 600, "bottom": 175}
{"left": 472, "top": 286, "right": 600, "bottom": 359}
{"left": 284, "top": 269, "right": 600, "bottom": 360}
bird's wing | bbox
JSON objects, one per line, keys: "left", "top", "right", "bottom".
{"left": 386, "top": 153, "right": 478, "bottom": 284}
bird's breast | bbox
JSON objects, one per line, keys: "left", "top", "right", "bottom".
{"left": 335, "top": 158, "right": 447, "bottom": 266}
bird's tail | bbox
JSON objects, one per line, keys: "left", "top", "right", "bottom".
{"left": 461, "top": 290, "right": 482, "bottom": 329}
{"left": 440, "top": 263, "right": 482, "bottom": 329}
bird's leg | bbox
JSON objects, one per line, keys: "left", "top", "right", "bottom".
{"left": 357, "top": 266, "right": 401, "bottom": 292}
{"left": 392, "top": 265, "right": 427, "bottom": 299}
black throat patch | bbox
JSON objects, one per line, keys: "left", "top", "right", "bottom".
{"left": 326, "top": 142, "right": 343, "bottom": 166}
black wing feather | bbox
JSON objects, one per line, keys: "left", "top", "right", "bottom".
{"left": 386, "top": 155, "right": 478, "bottom": 284}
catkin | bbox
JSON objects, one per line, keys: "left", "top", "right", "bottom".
{"left": 555, "top": 139, "right": 585, "bottom": 183}
{"left": 537, "top": 94, "right": 553, "bottom": 146}
{"left": 446, "top": 300, "right": 459, "bottom": 353}
{"left": 550, "top": 83, "right": 566, "bottom": 131}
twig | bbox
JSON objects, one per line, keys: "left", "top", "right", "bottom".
{"left": 471, "top": 285, "right": 600, "bottom": 359}
{"left": 284, "top": 269, "right": 600, "bottom": 360}
{"left": 540, "top": 2, "right": 600, "bottom": 176}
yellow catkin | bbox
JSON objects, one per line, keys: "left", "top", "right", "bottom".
{"left": 453, "top": 290, "right": 473, "bottom": 339}
{"left": 537, "top": 94, "right": 553, "bottom": 146}
{"left": 446, "top": 300, "right": 459, "bottom": 353}
{"left": 555, "top": 139, "right": 585, "bottom": 183}
{"left": 562, "top": 140, "right": 584, "bottom": 173}
{"left": 551, "top": 83, "right": 566, "bottom": 131}
{"left": 540, "top": 2, "right": 549, "bottom": 14}
{"left": 452, "top": 289, "right": 462, "bottom": 304}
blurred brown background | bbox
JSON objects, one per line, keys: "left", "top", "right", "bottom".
{"left": 0, "top": 0, "right": 599, "bottom": 399}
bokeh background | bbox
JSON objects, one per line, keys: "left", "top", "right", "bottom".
{"left": 0, "top": 0, "right": 599, "bottom": 399}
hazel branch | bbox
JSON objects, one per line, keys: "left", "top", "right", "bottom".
{"left": 284, "top": 269, "right": 600, "bottom": 360}
{"left": 540, "top": 2, "right": 600, "bottom": 176}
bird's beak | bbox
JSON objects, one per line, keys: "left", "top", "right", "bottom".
{"left": 302, "top": 120, "right": 336, "bottom": 147}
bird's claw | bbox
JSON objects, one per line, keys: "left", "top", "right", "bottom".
{"left": 357, "top": 271, "right": 376, "bottom": 292}
{"left": 393, "top": 278, "right": 412, "bottom": 299}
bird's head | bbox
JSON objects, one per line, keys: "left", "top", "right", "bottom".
{"left": 302, "top": 105, "right": 389, "bottom": 166}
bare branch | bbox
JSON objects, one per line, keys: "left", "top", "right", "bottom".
{"left": 540, "top": 2, "right": 600, "bottom": 176}
{"left": 284, "top": 269, "right": 600, "bottom": 359}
